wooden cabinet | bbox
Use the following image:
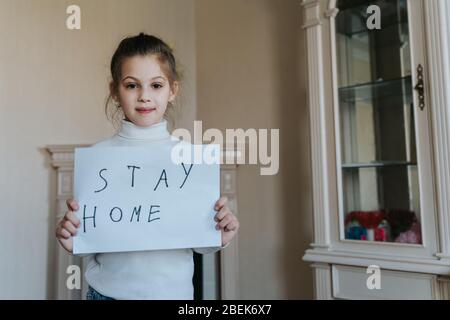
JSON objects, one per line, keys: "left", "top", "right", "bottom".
{"left": 302, "top": 0, "right": 450, "bottom": 299}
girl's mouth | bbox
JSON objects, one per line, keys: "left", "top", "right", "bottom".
{"left": 136, "top": 107, "right": 156, "bottom": 114}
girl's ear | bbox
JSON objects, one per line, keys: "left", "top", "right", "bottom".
{"left": 169, "top": 81, "right": 179, "bottom": 103}
{"left": 109, "top": 81, "right": 118, "bottom": 101}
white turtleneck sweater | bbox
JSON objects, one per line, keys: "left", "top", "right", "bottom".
{"left": 81, "top": 119, "right": 225, "bottom": 300}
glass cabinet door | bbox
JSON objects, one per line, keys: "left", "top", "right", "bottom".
{"left": 336, "top": 0, "right": 422, "bottom": 244}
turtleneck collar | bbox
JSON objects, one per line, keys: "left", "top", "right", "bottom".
{"left": 117, "top": 119, "right": 170, "bottom": 141}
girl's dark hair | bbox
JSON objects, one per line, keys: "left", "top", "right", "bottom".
{"left": 105, "top": 32, "right": 181, "bottom": 128}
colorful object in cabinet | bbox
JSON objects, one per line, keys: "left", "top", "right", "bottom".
{"left": 344, "top": 210, "right": 420, "bottom": 243}
{"left": 395, "top": 221, "right": 422, "bottom": 244}
{"left": 345, "top": 220, "right": 367, "bottom": 240}
{"left": 345, "top": 211, "right": 390, "bottom": 241}
{"left": 345, "top": 210, "right": 386, "bottom": 230}
{"left": 375, "top": 219, "right": 391, "bottom": 242}
{"left": 386, "top": 209, "right": 420, "bottom": 240}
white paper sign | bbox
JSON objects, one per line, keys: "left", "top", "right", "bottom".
{"left": 73, "top": 143, "right": 221, "bottom": 254}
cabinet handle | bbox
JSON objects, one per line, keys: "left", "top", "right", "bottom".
{"left": 414, "top": 64, "right": 425, "bottom": 111}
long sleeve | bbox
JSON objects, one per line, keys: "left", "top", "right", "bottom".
{"left": 193, "top": 242, "right": 229, "bottom": 255}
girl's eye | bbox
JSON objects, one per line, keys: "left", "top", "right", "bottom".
{"left": 152, "top": 83, "right": 163, "bottom": 89}
{"left": 125, "top": 83, "right": 138, "bottom": 89}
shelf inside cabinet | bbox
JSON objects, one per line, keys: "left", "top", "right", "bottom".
{"left": 342, "top": 161, "right": 417, "bottom": 169}
{"left": 338, "top": 76, "right": 412, "bottom": 104}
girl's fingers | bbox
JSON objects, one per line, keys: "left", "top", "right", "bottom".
{"left": 56, "top": 226, "right": 71, "bottom": 240}
{"left": 214, "top": 196, "right": 228, "bottom": 211}
{"left": 225, "top": 220, "right": 239, "bottom": 232}
{"left": 66, "top": 199, "right": 79, "bottom": 211}
{"left": 65, "top": 211, "right": 81, "bottom": 227}
{"left": 214, "top": 206, "right": 231, "bottom": 222}
{"left": 62, "top": 220, "right": 78, "bottom": 236}
{"left": 218, "top": 214, "right": 233, "bottom": 229}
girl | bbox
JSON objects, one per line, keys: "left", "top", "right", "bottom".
{"left": 55, "top": 33, "right": 239, "bottom": 300}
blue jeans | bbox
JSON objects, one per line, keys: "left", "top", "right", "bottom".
{"left": 86, "top": 286, "right": 115, "bottom": 300}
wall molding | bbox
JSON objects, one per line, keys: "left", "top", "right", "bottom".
{"left": 311, "top": 263, "right": 333, "bottom": 299}
{"left": 304, "top": 247, "right": 450, "bottom": 275}
{"left": 301, "top": 0, "right": 322, "bottom": 29}
{"left": 423, "top": 0, "right": 450, "bottom": 260}
{"left": 300, "top": 0, "right": 333, "bottom": 249}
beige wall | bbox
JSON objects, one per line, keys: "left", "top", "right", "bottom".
{"left": 0, "top": 0, "right": 196, "bottom": 299}
{"left": 0, "top": 0, "right": 313, "bottom": 299}
{"left": 196, "top": 0, "right": 313, "bottom": 299}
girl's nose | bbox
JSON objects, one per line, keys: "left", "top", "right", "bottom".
{"left": 138, "top": 87, "right": 152, "bottom": 102}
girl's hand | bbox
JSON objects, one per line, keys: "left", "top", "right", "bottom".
{"left": 214, "top": 196, "right": 239, "bottom": 247}
{"left": 55, "top": 199, "right": 81, "bottom": 253}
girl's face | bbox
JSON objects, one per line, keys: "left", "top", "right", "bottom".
{"left": 112, "top": 54, "right": 178, "bottom": 127}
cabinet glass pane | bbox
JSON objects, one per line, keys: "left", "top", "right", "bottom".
{"left": 336, "top": 0, "right": 422, "bottom": 244}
